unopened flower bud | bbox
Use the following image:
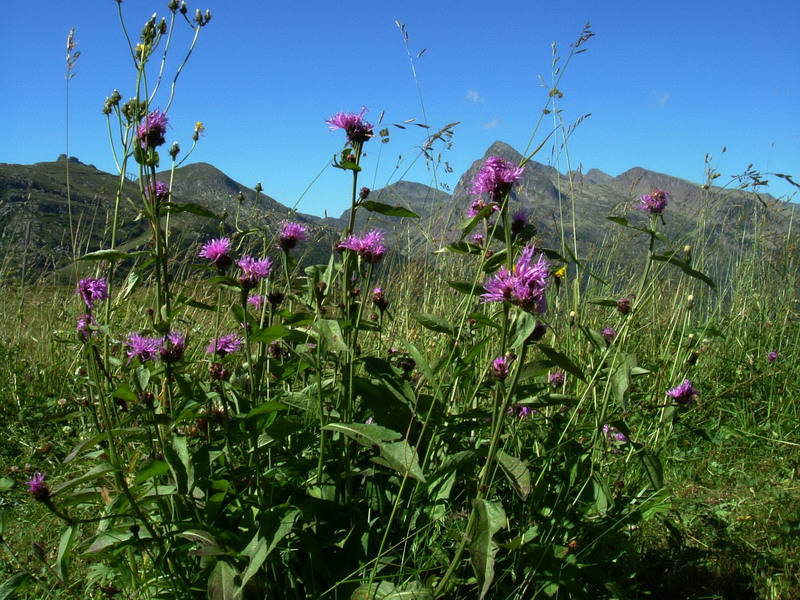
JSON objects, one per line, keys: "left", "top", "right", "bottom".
{"left": 569, "top": 311, "right": 576, "bottom": 326}
{"left": 686, "top": 294, "right": 694, "bottom": 310}
{"left": 359, "top": 187, "right": 371, "bottom": 201}
{"left": 236, "top": 191, "right": 244, "bottom": 204}
{"left": 195, "top": 9, "right": 203, "bottom": 23}
{"left": 168, "top": 142, "right": 180, "bottom": 159}
{"left": 158, "top": 18, "right": 167, "bottom": 34}
{"left": 168, "top": 0, "right": 179, "bottom": 12}
{"left": 204, "top": 9, "right": 212, "bottom": 23}
{"left": 254, "top": 182, "right": 263, "bottom": 193}
{"left": 180, "top": 1, "right": 188, "bottom": 15}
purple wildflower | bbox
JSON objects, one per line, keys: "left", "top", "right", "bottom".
{"left": 27, "top": 472, "right": 50, "bottom": 502}
{"left": 327, "top": 107, "right": 374, "bottom": 145}
{"left": 206, "top": 334, "right": 243, "bottom": 356}
{"left": 603, "top": 424, "right": 628, "bottom": 452}
{"left": 482, "top": 245, "right": 549, "bottom": 313}
{"left": 337, "top": 230, "right": 387, "bottom": 264}
{"left": 511, "top": 208, "right": 529, "bottom": 235}
{"left": 199, "top": 237, "right": 233, "bottom": 269}
{"left": 471, "top": 156, "right": 525, "bottom": 201}
{"left": 602, "top": 327, "right": 616, "bottom": 343}
{"left": 373, "top": 287, "right": 388, "bottom": 311}
{"left": 76, "top": 314, "right": 96, "bottom": 340}
{"left": 617, "top": 297, "right": 631, "bottom": 315}
{"left": 490, "top": 355, "right": 514, "bottom": 381}
{"left": 248, "top": 295, "right": 267, "bottom": 311}
{"left": 549, "top": 371, "right": 565, "bottom": 389}
{"left": 277, "top": 221, "right": 309, "bottom": 251}
{"left": 472, "top": 233, "right": 485, "bottom": 244}
{"left": 768, "top": 351, "right": 778, "bottom": 365}
{"left": 237, "top": 256, "right": 272, "bottom": 289}
{"left": 137, "top": 108, "right": 168, "bottom": 148}
{"left": 145, "top": 180, "right": 170, "bottom": 202}
{"left": 666, "top": 378, "right": 699, "bottom": 406}
{"left": 159, "top": 331, "right": 186, "bottom": 363}
{"left": 126, "top": 333, "right": 163, "bottom": 364}
{"left": 637, "top": 189, "right": 670, "bottom": 214}
{"left": 508, "top": 404, "right": 534, "bottom": 418}
{"left": 76, "top": 277, "right": 108, "bottom": 310}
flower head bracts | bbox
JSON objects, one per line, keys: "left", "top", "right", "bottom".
{"left": 237, "top": 256, "right": 272, "bottom": 289}
{"left": 483, "top": 245, "right": 549, "bottom": 313}
{"left": 337, "top": 230, "right": 387, "bottom": 264}
{"left": 206, "top": 334, "right": 243, "bottom": 356}
{"left": 327, "top": 107, "right": 374, "bottom": 146}
{"left": 77, "top": 277, "right": 108, "bottom": 310}
{"left": 137, "top": 108, "right": 168, "bottom": 148}
{"left": 199, "top": 237, "right": 233, "bottom": 269}
{"left": 27, "top": 472, "right": 50, "bottom": 502}
{"left": 471, "top": 156, "right": 524, "bottom": 202}
{"left": 637, "top": 189, "right": 670, "bottom": 214}
{"left": 277, "top": 222, "right": 309, "bottom": 251}
{"left": 666, "top": 378, "right": 699, "bottom": 406}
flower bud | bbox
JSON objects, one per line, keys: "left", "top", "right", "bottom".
{"left": 168, "top": 142, "right": 180, "bottom": 159}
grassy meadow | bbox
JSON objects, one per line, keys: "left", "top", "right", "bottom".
{"left": 1, "top": 5, "right": 799, "bottom": 600}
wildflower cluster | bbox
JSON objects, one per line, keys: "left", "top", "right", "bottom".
{"left": 126, "top": 331, "right": 186, "bottom": 364}
{"left": 482, "top": 245, "right": 550, "bottom": 313}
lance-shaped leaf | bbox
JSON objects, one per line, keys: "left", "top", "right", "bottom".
{"left": 470, "top": 498, "right": 507, "bottom": 599}
{"left": 537, "top": 345, "right": 587, "bottom": 382}
{"left": 651, "top": 253, "right": 716, "bottom": 289}
{"left": 351, "top": 581, "right": 433, "bottom": 599}
{"left": 359, "top": 200, "right": 419, "bottom": 218}
{"left": 496, "top": 450, "right": 531, "bottom": 500}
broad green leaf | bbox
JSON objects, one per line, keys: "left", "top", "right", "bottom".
{"left": 447, "top": 280, "right": 485, "bottom": 296}
{"left": 359, "top": 200, "right": 419, "bottom": 218}
{"left": 323, "top": 422, "right": 402, "bottom": 446}
{"left": 410, "top": 312, "right": 454, "bottom": 335}
{"left": 537, "top": 345, "right": 586, "bottom": 382}
{"left": 0, "top": 478, "right": 13, "bottom": 492}
{"left": 56, "top": 525, "right": 76, "bottom": 582}
{"left": 470, "top": 498, "right": 507, "bottom": 599}
{"left": 374, "top": 440, "right": 426, "bottom": 483}
{"left": 162, "top": 202, "right": 221, "bottom": 220}
{"left": 51, "top": 462, "right": 115, "bottom": 497}
{"left": 134, "top": 460, "right": 169, "bottom": 485}
{"left": 208, "top": 560, "right": 238, "bottom": 600}
{"left": 438, "top": 241, "right": 482, "bottom": 255}
{"left": 351, "top": 581, "right": 433, "bottom": 599}
{"left": 78, "top": 249, "right": 148, "bottom": 261}
{"left": 652, "top": 253, "right": 716, "bottom": 289}
{"left": 638, "top": 448, "right": 664, "bottom": 489}
{"left": 496, "top": 450, "right": 531, "bottom": 500}
{"left": 312, "top": 319, "right": 349, "bottom": 352}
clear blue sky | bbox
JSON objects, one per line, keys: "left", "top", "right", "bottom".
{"left": 1, "top": 0, "right": 798, "bottom": 217}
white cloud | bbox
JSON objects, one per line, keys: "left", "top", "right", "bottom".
{"left": 466, "top": 90, "right": 485, "bottom": 103}
{"left": 651, "top": 92, "right": 671, "bottom": 106}
{"left": 483, "top": 117, "right": 500, "bottom": 130}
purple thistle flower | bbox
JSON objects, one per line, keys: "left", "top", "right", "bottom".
{"left": 248, "top": 295, "right": 267, "bottom": 310}
{"left": 471, "top": 156, "right": 525, "bottom": 201}
{"left": 277, "top": 221, "right": 309, "bottom": 251}
{"left": 373, "top": 287, "right": 388, "bottom": 311}
{"left": 199, "top": 237, "right": 233, "bottom": 269}
{"left": 326, "top": 107, "right": 374, "bottom": 145}
{"left": 145, "top": 180, "right": 170, "bottom": 202}
{"left": 507, "top": 404, "right": 534, "bottom": 419}
{"left": 666, "top": 378, "right": 699, "bottom": 406}
{"left": 768, "top": 351, "right": 778, "bottom": 365}
{"left": 137, "top": 108, "right": 168, "bottom": 148}
{"left": 490, "top": 355, "right": 514, "bottom": 381}
{"left": 76, "top": 313, "right": 96, "bottom": 340}
{"left": 76, "top": 277, "right": 108, "bottom": 310}
{"left": 237, "top": 256, "right": 273, "bottom": 289}
{"left": 471, "top": 233, "right": 485, "bottom": 244}
{"left": 482, "top": 245, "right": 549, "bottom": 314}
{"left": 27, "top": 472, "right": 50, "bottom": 502}
{"left": 602, "top": 424, "right": 628, "bottom": 452}
{"left": 549, "top": 370, "right": 565, "bottom": 389}
{"left": 206, "top": 334, "right": 243, "bottom": 356}
{"left": 126, "top": 333, "right": 163, "bottom": 364}
{"left": 159, "top": 331, "right": 186, "bottom": 363}
{"left": 602, "top": 327, "right": 616, "bottom": 343}
{"left": 637, "top": 189, "right": 670, "bottom": 214}
{"left": 511, "top": 208, "right": 529, "bottom": 235}
{"left": 337, "top": 230, "right": 387, "bottom": 264}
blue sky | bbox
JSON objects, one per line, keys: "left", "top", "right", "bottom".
{"left": 1, "top": 0, "right": 798, "bottom": 217}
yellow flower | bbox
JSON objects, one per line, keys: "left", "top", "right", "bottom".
{"left": 194, "top": 122, "right": 205, "bottom": 135}
{"left": 553, "top": 266, "right": 567, "bottom": 280}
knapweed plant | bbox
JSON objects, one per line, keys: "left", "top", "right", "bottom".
{"left": 3, "top": 6, "right": 774, "bottom": 600}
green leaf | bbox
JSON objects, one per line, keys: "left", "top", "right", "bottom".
{"left": 638, "top": 448, "right": 664, "bottom": 489}
{"left": 496, "top": 450, "right": 531, "bottom": 500}
{"left": 208, "top": 561, "right": 238, "bottom": 600}
{"left": 447, "top": 280, "right": 485, "bottom": 296}
{"left": 410, "top": 312, "right": 455, "bottom": 335}
{"left": 51, "top": 463, "right": 116, "bottom": 497}
{"left": 470, "top": 498, "right": 507, "bottom": 599}
{"left": 587, "top": 296, "right": 620, "bottom": 308}
{"left": 374, "top": 440, "right": 426, "bottom": 483}
{"left": 351, "top": 581, "right": 433, "bottom": 599}
{"left": 249, "top": 324, "right": 292, "bottom": 344}
{"left": 537, "top": 345, "right": 586, "bottom": 382}
{"left": 360, "top": 200, "right": 419, "bottom": 218}
{"left": 0, "top": 478, "right": 13, "bottom": 492}
{"left": 312, "top": 319, "right": 349, "bottom": 352}
{"left": 323, "top": 422, "right": 402, "bottom": 445}
{"left": 134, "top": 460, "right": 169, "bottom": 485}
{"left": 162, "top": 202, "right": 221, "bottom": 220}
{"left": 78, "top": 249, "right": 148, "bottom": 262}
{"left": 651, "top": 253, "right": 716, "bottom": 289}
{"left": 0, "top": 574, "right": 32, "bottom": 600}
{"left": 56, "top": 525, "right": 76, "bottom": 583}
{"left": 438, "top": 241, "right": 482, "bottom": 255}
